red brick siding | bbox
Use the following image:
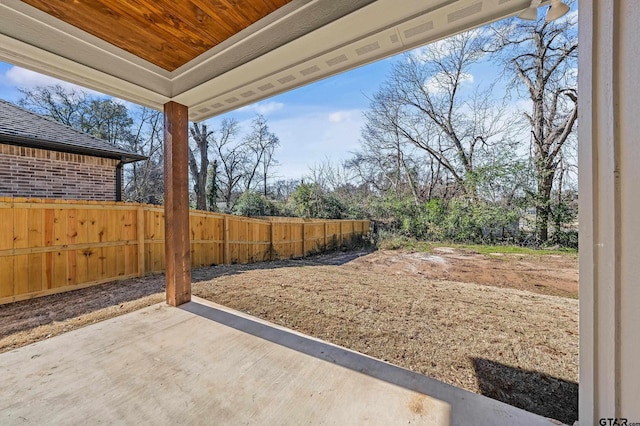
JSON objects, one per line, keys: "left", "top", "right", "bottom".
{"left": 0, "top": 143, "right": 119, "bottom": 201}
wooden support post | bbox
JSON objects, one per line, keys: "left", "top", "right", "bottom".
{"left": 301, "top": 223, "right": 306, "bottom": 257}
{"left": 163, "top": 101, "right": 191, "bottom": 307}
{"left": 223, "top": 216, "right": 230, "bottom": 264}
{"left": 339, "top": 221, "right": 343, "bottom": 247}
{"left": 136, "top": 206, "right": 145, "bottom": 277}
{"left": 270, "top": 222, "right": 275, "bottom": 261}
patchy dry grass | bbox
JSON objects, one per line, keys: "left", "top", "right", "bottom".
{"left": 0, "top": 248, "right": 578, "bottom": 424}
{"left": 193, "top": 251, "right": 578, "bottom": 424}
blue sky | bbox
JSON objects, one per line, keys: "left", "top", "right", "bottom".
{"left": 1, "top": 7, "right": 578, "bottom": 181}
{"left": 0, "top": 57, "right": 399, "bottom": 180}
{"left": 0, "top": 57, "right": 398, "bottom": 180}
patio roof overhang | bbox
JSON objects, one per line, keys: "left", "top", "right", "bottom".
{"left": 0, "top": 0, "right": 534, "bottom": 122}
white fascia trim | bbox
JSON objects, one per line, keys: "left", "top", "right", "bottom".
{"left": 178, "top": 0, "right": 532, "bottom": 122}
{"left": 0, "top": 34, "right": 169, "bottom": 109}
{"left": 0, "top": 0, "right": 533, "bottom": 117}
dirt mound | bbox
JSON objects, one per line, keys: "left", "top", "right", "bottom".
{"left": 346, "top": 248, "right": 578, "bottom": 298}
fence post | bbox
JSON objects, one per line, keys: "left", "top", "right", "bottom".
{"left": 324, "top": 222, "right": 328, "bottom": 250}
{"left": 137, "top": 206, "right": 145, "bottom": 277}
{"left": 270, "top": 222, "right": 275, "bottom": 261}
{"left": 302, "top": 222, "right": 306, "bottom": 257}
{"left": 223, "top": 216, "right": 230, "bottom": 264}
{"left": 339, "top": 221, "right": 343, "bottom": 247}
{"left": 351, "top": 220, "right": 355, "bottom": 244}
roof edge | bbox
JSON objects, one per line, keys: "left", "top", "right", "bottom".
{"left": 0, "top": 135, "right": 147, "bottom": 163}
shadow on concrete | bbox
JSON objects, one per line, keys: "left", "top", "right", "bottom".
{"left": 181, "top": 299, "right": 554, "bottom": 426}
{"left": 472, "top": 357, "right": 577, "bottom": 425}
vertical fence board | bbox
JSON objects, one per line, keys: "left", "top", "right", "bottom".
{"left": 144, "top": 210, "right": 153, "bottom": 273}
{"left": 113, "top": 211, "right": 125, "bottom": 278}
{"left": 223, "top": 217, "right": 230, "bottom": 264}
{"left": 0, "top": 205, "right": 13, "bottom": 298}
{"left": 13, "top": 208, "right": 29, "bottom": 296}
{"left": 86, "top": 209, "right": 100, "bottom": 282}
{"left": 75, "top": 209, "right": 88, "bottom": 285}
{"left": 26, "top": 209, "right": 43, "bottom": 293}
{"left": 51, "top": 208, "right": 69, "bottom": 288}
{"left": 136, "top": 208, "right": 144, "bottom": 277}
{"left": 53, "top": 209, "right": 67, "bottom": 288}
{"left": 67, "top": 208, "right": 78, "bottom": 286}
{"left": 0, "top": 256, "right": 13, "bottom": 298}
{"left": 0, "top": 199, "right": 369, "bottom": 304}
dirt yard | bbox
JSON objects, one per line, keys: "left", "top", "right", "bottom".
{"left": 0, "top": 247, "right": 578, "bottom": 424}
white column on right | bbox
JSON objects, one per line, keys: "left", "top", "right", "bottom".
{"left": 579, "top": 0, "right": 640, "bottom": 423}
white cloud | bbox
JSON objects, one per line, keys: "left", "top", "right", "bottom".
{"left": 3, "top": 66, "right": 99, "bottom": 95}
{"left": 328, "top": 110, "right": 356, "bottom": 123}
{"left": 205, "top": 106, "right": 364, "bottom": 179}
{"left": 238, "top": 101, "right": 284, "bottom": 115}
{"left": 2, "top": 66, "right": 144, "bottom": 110}
{"left": 267, "top": 108, "right": 364, "bottom": 179}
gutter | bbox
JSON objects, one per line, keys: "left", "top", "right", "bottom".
{"left": 0, "top": 134, "right": 147, "bottom": 163}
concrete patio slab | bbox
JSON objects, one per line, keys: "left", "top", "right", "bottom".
{"left": 0, "top": 297, "right": 559, "bottom": 425}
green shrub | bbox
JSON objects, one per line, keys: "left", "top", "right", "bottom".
{"left": 232, "top": 191, "right": 280, "bottom": 216}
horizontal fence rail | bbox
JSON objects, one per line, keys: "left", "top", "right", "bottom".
{"left": 0, "top": 197, "right": 370, "bottom": 304}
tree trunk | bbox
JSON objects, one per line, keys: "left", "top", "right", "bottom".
{"left": 263, "top": 174, "right": 268, "bottom": 197}
{"left": 536, "top": 171, "right": 555, "bottom": 242}
{"left": 207, "top": 160, "right": 218, "bottom": 211}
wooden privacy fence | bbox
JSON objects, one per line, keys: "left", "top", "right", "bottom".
{"left": 0, "top": 197, "right": 370, "bottom": 304}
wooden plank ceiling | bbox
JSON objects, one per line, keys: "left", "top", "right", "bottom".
{"left": 20, "top": 0, "right": 292, "bottom": 72}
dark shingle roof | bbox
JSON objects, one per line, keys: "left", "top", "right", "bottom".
{"left": 0, "top": 99, "right": 146, "bottom": 163}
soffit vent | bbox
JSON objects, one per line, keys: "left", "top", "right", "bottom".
{"left": 355, "top": 42, "right": 380, "bottom": 56}
{"left": 448, "top": 2, "right": 483, "bottom": 23}
{"left": 258, "top": 83, "right": 275, "bottom": 91}
{"left": 326, "top": 54, "right": 348, "bottom": 66}
{"left": 404, "top": 22, "right": 434, "bottom": 38}
{"left": 278, "top": 75, "right": 296, "bottom": 84}
{"left": 300, "top": 65, "right": 320, "bottom": 76}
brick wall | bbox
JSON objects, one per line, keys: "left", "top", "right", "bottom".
{"left": 0, "top": 143, "right": 119, "bottom": 201}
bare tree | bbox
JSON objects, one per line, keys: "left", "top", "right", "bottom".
{"left": 122, "top": 107, "right": 164, "bottom": 204}
{"left": 206, "top": 159, "right": 218, "bottom": 211}
{"left": 271, "top": 179, "right": 299, "bottom": 202}
{"left": 349, "top": 99, "right": 424, "bottom": 204}
{"left": 18, "top": 85, "right": 165, "bottom": 203}
{"left": 489, "top": 11, "right": 578, "bottom": 242}
{"left": 306, "top": 158, "right": 354, "bottom": 192}
{"left": 242, "top": 115, "right": 280, "bottom": 196}
{"left": 358, "top": 30, "right": 512, "bottom": 200}
{"left": 18, "top": 85, "right": 132, "bottom": 146}
{"left": 210, "top": 119, "right": 244, "bottom": 209}
{"left": 18, "top": 84, "right": 88, "bottom": 127}
{"left": 188, "top": 123, "right": 214, "bottom": 211}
